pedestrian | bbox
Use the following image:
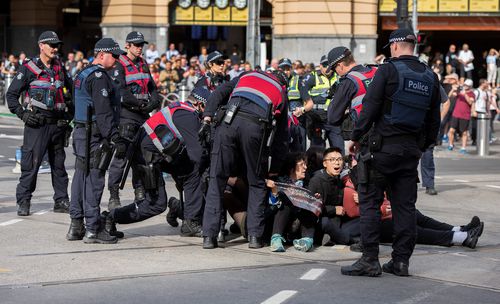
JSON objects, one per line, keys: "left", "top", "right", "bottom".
{"left": 341, "top": 29, "right": 441, "bottom": 277}
{"left": 107, "top": 31, "right": 161, "bottom": 210}
{"left": 6, "top": 31, "right": 73, "bottom": 216}
{"left": 66, "top": 38, "right": 127, "bottom": 244}
{"left": 447, "top": 79, "right": 475, "bottom": 153}
{"left": 458, "top": 44, "right": 474, "bottom": 82}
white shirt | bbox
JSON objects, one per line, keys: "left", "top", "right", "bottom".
{"left": 458, "top": 50, "right": 474, "bottom": 72}
{"left": 474, "top": 88, "right": 489, "bottom": 113}
{"left": 145, "top": 49, "right": 159, "bottom": 65}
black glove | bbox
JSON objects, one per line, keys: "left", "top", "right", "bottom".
{"left": 113, "top": 138, "right": 128, "bottom": 159}
{"left": 198, "top": 121, "right": 211, "bottom": 146}
{"left": 21, "top": 111, "right": 40, "bottom": 127}
{"left": 140, "top": 99, "right": 160, "bottom": 114}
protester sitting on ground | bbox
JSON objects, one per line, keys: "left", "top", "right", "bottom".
{"left": 267, "top": 152, "right": 319, "bottom": 252}
{"left": 448, "top": 79, "right": 475, "bottom": 154}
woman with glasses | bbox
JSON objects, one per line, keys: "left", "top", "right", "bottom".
{"left": 195, "top": 50, "right": 229, "bottom": 92}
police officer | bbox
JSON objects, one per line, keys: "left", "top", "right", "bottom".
{"left": 66, "top": 38, "right": 127, "bottom": 244}
{"left": 103, "top": 89, "right": 208, "bottom": 236}
{"left": 201, "top": 70, "right": 289, "bottom": 249}
{"left": 195, "top": 51, "right": 229, "bottom": 92}
{"left": 341, "top": 29, "right": 441, "bottom": 276}
{"left": 278, "top": 58, "right": 307, "bottom": 152}
{"left": 107, "top": 31, "right": 161, "bottom": 210}
{"left": 326, "top": 46, "right": 378, "bottom": 154}
{"left": 297, "top": 56, "right": 339, "bottom": 148}
{"left": 7, "top": 31, "right": 73, "bottom": 216}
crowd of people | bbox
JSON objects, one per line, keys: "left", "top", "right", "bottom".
{"left": 5, "top": 29, "right": 489, "bottom": 278}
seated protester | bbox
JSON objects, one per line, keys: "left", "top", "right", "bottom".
{"left": 304, "top": 146, "right": 325, "bottom": 187}
{"left": 308, "top": 147, "right": 360, "bottom": 245}
{"left": 103, "top": 93, "right": 207, "bottom": 237}
{"left": 267, "top": 152, "right": 319, "bottom": 252}
{"left": 345, "top": 158, "right": 485, "bottom": 250}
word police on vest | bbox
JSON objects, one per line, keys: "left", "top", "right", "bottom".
{"left": 404, "top": 78, "right": 430, "bottom": 96}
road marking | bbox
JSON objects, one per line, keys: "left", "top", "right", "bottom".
{"left": 261, "top": 290, "right": 297, "bottom": 304}
{"left": 435, "top": 176, "right": 442, "bottom": 179}
{"left": 34, "top": 209, "right": 50, "bottom": 215}
{"left": 453, "top": 179, "right": 469, "bottom": 183}
{"left": 0, "top": 268, "right": 11, "bottom": 273}
{"left": 486, "top": 185, "right": 500, "bottom": 189}
{"left": 300, "top": 268, "right": 326, "bottom": 280}
{"left": 0, "top": 134, "right": 23, "bottom": 140}
{"left": 0, "top": 155, "right": 4, "bottom": 158}
{"left": 8, "top": 158, "right": 16, "bottom": 161}
{"left": 0, "top": 124, "right": 23, "bottom": 129}
{"left": 0, "top": 219, "right": 23, "bottom": 226}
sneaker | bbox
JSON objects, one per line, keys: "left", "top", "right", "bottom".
{"left": 442, "top": 134, "right": 449, "bottom": 143}
{"left": 270, "top": 234, "right": 286, "bottom": 252}
{"left": 460, "top": 216, "right": 482, "bottom": 234}
{"left": 293, "top": 237, "right": 313, "bottom": 252}
{"left": 180, "top": 220, "right": 202, "bottom": 237}
{"left": 462, "top": 224, "right": 484, "bottom": 249}
{"left": 447, "top": 145, "right": 454, "bottom": 151}
{"left": 459, "top": 148, "right": 467, "bottom": 154}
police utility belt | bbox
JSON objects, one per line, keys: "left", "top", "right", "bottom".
{"left": 313, "top": 103, "right": 327, "bottom": 111}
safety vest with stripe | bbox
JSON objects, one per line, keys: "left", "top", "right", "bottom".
{"left": 24, "top": 58, "right": 66, "bottom": 111}
{"left": 345, "top": 66, "right": 378, "bottom": 121}
{"left": 118, "top": 55, "right": 150, "bottom": 100}
{"left": 231, "top": 71, "right": 286, "bottom": 117}
{"left": 308, "top": 71, "right": 337, "bottom": 107}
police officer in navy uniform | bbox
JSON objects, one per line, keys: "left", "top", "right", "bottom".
{"left": 297, "top": 55, "right": 340, "bottom": 149}
{"left": 107, "top": 31, "right": 161, "bottom": 210}
{"left": 7, "top": 31, "right": 73, "bottom": 216}
{"left": 278, "top": 58, "right": 307, "bottom": 152}
{"left": 341, "top": 29, "right": 441, "bottom": 276}
{"left": 195, "top": 51, "right": 229, "bottom": 92}
{"left": 103, "top": 89, "right": 208, "bottom": 237}
{"left": 66, "top": 38, "right": 127, "bottom": 244}
{"left": 201, "top": 70, "right": 289, "bottom": 249}
{"left": 326, "top": 46, "right": 378, "bottom": 151}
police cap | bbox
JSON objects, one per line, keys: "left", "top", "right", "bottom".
{"left": 94, "top": 38, "right": 127, "bottom": 56}
{"left": 327, "top": 46, "right": 351, "bottom": 72}
{"left": 207, "top": 51, "right": 223, "bottom": 63}
{"left": 190, "top": 87, "right": 211, "bottom": 105}
{"left": 383, "top": 28, "right": 417, "bottom": 48}
{"left": 320, "top": 55, "right": 328, "bottom": 66}
{"left": 278, "top": 58, "right": 292, "bottom": 69}
{"left": 38, "top": 31, "right": 63, "bottom": 45}
{"left": 126, "top": 31, "right": 148, "bottom": 44}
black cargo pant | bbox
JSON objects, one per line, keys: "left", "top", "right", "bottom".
{"left": 16, "top": 123, "right": 69, "bottom": 204}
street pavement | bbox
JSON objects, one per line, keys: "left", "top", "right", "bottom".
{"left": 0, "top": 111, "right": 499, "bottom": 304}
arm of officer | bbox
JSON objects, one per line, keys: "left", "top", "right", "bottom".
{"left": 269, "top": 100, "right": 289, "bottom": 174}
{"left": 174, "top": 110, "right": 203, "bottom": 164}
{"left": 6, "top": 65, "right": 30, "bottom": 118}
{"left": 351, "top": 66, "right": 389, "bottom": 141}
{"left": 202, "top": 77, "right": 238, "bottom": 120}
{"left": 297, "top": 73, "right": 315, "bottom": 116}
{"left": 111, "top": 64, "right": 143, "bottom": 108}
{"left": 327, "top": 80, "right": 357, "bottom": 126}
{"left": 63, "top": 69, "right": 75, "bottom": 120}
{"left": 423, "top": 77, "right": 442, "bottom": 148}
{"left": 89, "top": 75, "right": 119, "bottom": 141}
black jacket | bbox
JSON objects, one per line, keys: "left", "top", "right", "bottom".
{"left": 307, "top": 169, "right": 344, "bottom": 217}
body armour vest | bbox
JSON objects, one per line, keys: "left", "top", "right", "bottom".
{"left": 231, "top": 71, "right": 285, "bottom": 117}
{"left": 24, "top": 59, "right": 66, "bottom": 111}
{"left": 385, "top": 60, "right": 435, "bottom": 129}
{"left": 308, "top": 71, "right": 334, "bottom": 105}
{"left": 118, "top": 55, "right": 150, "bottom": 99}
{"left": 288, "top": 74, "right": 302, "bottom": 111}
{"left": 345, "top": 66, "right": 378, "bottom": 123}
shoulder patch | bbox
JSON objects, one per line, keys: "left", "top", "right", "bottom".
{"left": 101, "top": 88, "right": 109, "bottom": 97}
{"left": 114, "top": 70, "right": 119, "bottom": 77}
{"left": 17, "top": 72, "right": 24, "bottom": 80}
{"left": 95, "top": 71, "right": 102, "bottom": 78}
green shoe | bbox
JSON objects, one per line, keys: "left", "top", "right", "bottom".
{"left": 293, "top": 237, "right": 313, "bottom": 252}
{"left": 270, "top": 234, "right": 286, "bottom": 252}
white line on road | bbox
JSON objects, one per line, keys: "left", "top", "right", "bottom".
{"left": 0, "top": 219, "right": 23, "bottom": 226}
{"left": 261, "top": 290, "right": 298, "bottom": 304}
{"left": 435, "top": 176, "right": 442, "bottom": 179}
{"left": 300, "top": 268, "right": 326, "bottom": 280}
{"left": 486, "top": 185, "right": 500, "bottom": 189}
{"left": 0, "top": 134, "right": 23, "bottom": 140}
{"left": 0, "top": 155, "right": 4, "bottom": 158}
{"left": 33, "top": 209, "right": 50, "bottom": 215}
{"left": 453, "top": 179, "right": 469, "bottom": 183}
{"left": 0, "top": 124, "right": 24, "bottom": 129}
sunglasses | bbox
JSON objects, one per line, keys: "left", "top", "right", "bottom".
{"left": 321, "top": 62, "right": 329, "bottom": 68}
{"left": 213, "top": 60, "right": 225, "bottom": 66}
{"left": 132, "top": 43, "right": 145, "bottom": 47}
{"left": 47, "top": 43, "right": 60, "bottom": 49}
{"left": 111, "top": 54, "right": 120, "bottom": 59}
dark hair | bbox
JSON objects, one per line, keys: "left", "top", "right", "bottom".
{"left": 339, "top": 53, "right": 355, "bottom": 66}
{"left": 323, "top": 147, "right": 343, "bottom": 159}
{"left": 305, "top": 146, "right": 324, "bottom": 175}
{"left": 279, "top": 152, "right": 306, "bottom": 177}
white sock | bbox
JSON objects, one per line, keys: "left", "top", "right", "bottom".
{"left": 452, "top": 231, "right": 467, "bottom": 245}
{"left": 452, "top": 226, "right": 461, "bottom": 232}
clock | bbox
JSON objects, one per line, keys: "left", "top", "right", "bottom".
{"left": 197, "top": 0, "right": 211, "bottom": 9}
{"left": 215, "top": 0, "right": 228, "bottom": 9}
{"left": 178, "top": 0, "right": 192, "bottom": 8}
{"left": 233, "top": 0, "right": 247, "bottom": 9}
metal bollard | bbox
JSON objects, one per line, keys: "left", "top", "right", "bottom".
{"left": 177, "top": 84, "right": 190, "bottom": 102}
{"left": 476, "top": 113, "right": 490, "bottom": 156}
{"left": 3, "top": 74, "right": 14, "bottom": 106}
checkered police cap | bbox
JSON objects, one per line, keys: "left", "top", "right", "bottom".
{"left": 38, "top": 31, "right": 63, "bottom": 44}
{"left": 384, "top": 28, "right": 417, "bottom": 48}
{"left": 94, "top": 38, "right": 127, "bottom": 56}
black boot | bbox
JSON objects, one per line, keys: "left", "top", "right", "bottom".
{"left": 341, "top": 256, "right": 382, "bottom": 277}
{"left": 248, "top": 236, "right": 263, "bottom": 249}
{"left": 460, "top": 216, "right": 482, "bottom": 234}
{"left": 134, "top": 186, "right": 146, "bottom": 201}
{"left": 66, "top": 218, "right": 86, "bottom": 241}
{"left": 108, "top": 186, "right": 121, "bottom": 211}
{"left": 101, "top": 211, "right": 124, "bottom": 238}
{"left": 382, "top": 260, "right": 409, "bottom": 276}
{"left": 203, "top": 236, "right": 218, "bottom": 249}
{"left": 54, "top": 199, "right": 70, "bottom": 213}
{"left": 166, "top": 197, "right": 182, "bottom": 227}
{"left": 83, "top": 229, "right": 118, "bottom": 244}
{"left": 180, "top": 219, "right": 202, "bottom": 237}
{"left": 17, "top": 200, "right": 30, "bottom": 216}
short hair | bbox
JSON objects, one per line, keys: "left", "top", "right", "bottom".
{"left": 323, "top": 147, "right": 343, "bottom": 159}
{"left": 396, "top": 41, "right": 415, "bottom": 50}
{"left": 279, "top": 152, "right": 306, "bottom": 177}
{"left": 479, "top": 78, "right": 488, "bottom": 86}
{"left": 339, "top": 54, "right": 355, "bottom": 66}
